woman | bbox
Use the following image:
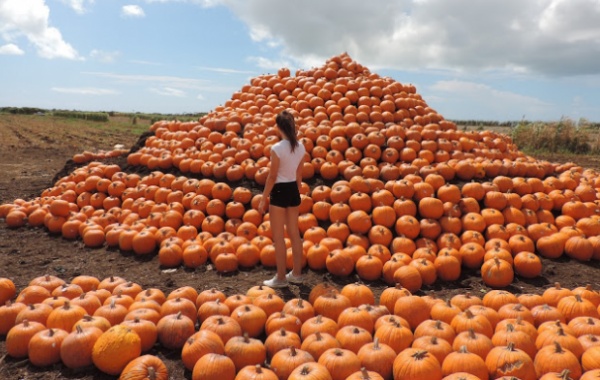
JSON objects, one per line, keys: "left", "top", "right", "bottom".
{"left": 259, "top": 110, "right": 306, "bottom": 288}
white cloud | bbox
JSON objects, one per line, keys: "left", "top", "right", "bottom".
{"left": 143, "top": 0, "right": 220, "bottom": 6}
{"left": 0, "top": 0, "right": 82, "bottom": 60}
{"left": 429, "top": 80, "right": 551, "bottom": 120}
{"left": 246, "top": 56, "right": 294, "bottom": 72}
{"left": 122, "top": 5, "right": 145, "bottom": 18}
{"left": 130, "top": 59, "right": 163, "bottom": 66}
{"left": 60, "top": 0, "right": 94, "bottom": 14}
{"left": 197, "top": 94, "right": 206, "bottom": 100}
{"left": 211, "top": 0, "right": 600, "bottom": 78}
{"left": 0, "top": 43, "right": 24, "bottom": 55}
{"left": 196, "top": 66, "right": 254, "bottom": 74}
{"left": 431, "top": 80, "right": 547, "bottom": 106}
{"left": 83, "top": 71, "right": 209, "bottom": 90}
{"left": 150, "top": 87, "right": 186, "bottom": 97}
{"left": 52, "top": 87, "right": 118, "bottom": 95}
{"left": 90, "top": 49, "right": 120, "bottom": 63}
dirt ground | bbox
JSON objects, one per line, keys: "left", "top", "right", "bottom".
{"left": 2, "top": 115, "right": 600, "bottom": 379}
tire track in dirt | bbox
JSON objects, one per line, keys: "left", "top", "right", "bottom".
{"left": 4, "top": 124, "right": 34, "bottom": 147}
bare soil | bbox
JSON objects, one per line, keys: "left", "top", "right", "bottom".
{"left": 1, "top": 114, "right": 600, "bottom": 379}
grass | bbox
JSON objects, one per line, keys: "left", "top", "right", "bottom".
{"left": 456, "top": 117, "right": 600, "bottom": 156}
{"left": 510, "top": 118, "right": 600, "bottom": 155}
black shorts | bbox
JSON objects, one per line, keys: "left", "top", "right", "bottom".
{"left": 270, "top": 181, "right": 301, "bottom": 208}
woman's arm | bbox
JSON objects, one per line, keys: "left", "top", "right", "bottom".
{"left": 258, "top": 150, "right": 280, "bottom": 214}
{"left": 296, "top": 152, "right": 305, "bottom": 189}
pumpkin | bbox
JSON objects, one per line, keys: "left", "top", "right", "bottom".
{"left": 235, "top": 364, "right": 279, "bottom": 380}
{"left": 92, "top": 324, "right": 142, "bottom": 375}
{"left": 118, "top": 355, "right": 168, "bottom": 380}
{"left": 0, "top": 277, "right": 16, "bottom": 305}
{"left": 60, "top": 325, "right": 104, "bottom": 369}
{"left": 192, "top": 353, "right": 236, "bottom": 380}
{"left": 6, "top": 319, "right": 46, "bottom": 358}
{"left": 318, "top": 348, "right": 361, "bottom": 380}
{"left": 393, "top": 348, "right": 442, "bottom": 380}
{"left": 264, "top": 328, "right": 302, "bottom": 359}
{"left": 231, "top": 304, "right": 267, "bottom": 338}
{"left": 287, "top": 362, "right": 333, "bottom": 380}
{"left": 46, "top": 300, "right": 88, "bottom": 332}
{"left": 485, "top": 342, "right": 536, "bottom": 380}
{"left": 28, "top": 328, "right": 69, "bottom": 367}
{"left": 335, "top": 325, "right": 373, "bottom": 354}
{"left": 156, "top": 311, "right": 196, "bottom": 350}
{"left": 313, "top": 293, "right": 351, "bottom": 322}
{"left": 441, "top": 345, "right": 488, "bottom": 380}
{"left": 270, "top": 346, "right": 315, "bottom": 380}
{"left": 534, "top": 341, "right": 582, "bottom": 379}
{"left": 120, "top": 317, "right": 158, "bottom": 353}
{"left": 225, "top": 333, "right": 267, "bottom": 372}
{"left": 181, "top": 330, "right": 225, "bottom": 371}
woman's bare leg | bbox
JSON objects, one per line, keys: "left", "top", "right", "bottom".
{"left": 269, "top": 205, "right": 287, "bottom": 280}
{"left": 285, "top": 206, "right": 303, "bottom": 276}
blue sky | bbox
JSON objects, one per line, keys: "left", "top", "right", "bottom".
{"left": 1, "top": 0, "right": 599, "bottom": 122}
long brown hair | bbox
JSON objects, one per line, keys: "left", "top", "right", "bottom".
{"left": 275, "top": 110, "right": 299, "bottom": 153}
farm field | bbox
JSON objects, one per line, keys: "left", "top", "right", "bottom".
{"left": 2, "top": 54, "right": 600, "bottom": 379}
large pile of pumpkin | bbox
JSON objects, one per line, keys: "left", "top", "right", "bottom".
{"left": 1, "top": 53, "right": 599, "bottom": 292}
{"left": 4, "top": 275, "right": 600, "bottom": 379}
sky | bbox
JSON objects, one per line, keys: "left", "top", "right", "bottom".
{"left": 1, "top": 0, "right": 599, "bottom": 122}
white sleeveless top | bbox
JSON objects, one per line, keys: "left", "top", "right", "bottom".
{"left": 270, "top": 139, "right": 306, "bottom": 183}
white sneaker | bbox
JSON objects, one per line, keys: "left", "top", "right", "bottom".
{"left": 263, "top": 276, "right": 288, "bottom": 288}
{"left": 286, "top": 271, "right": 304, "bottom": 284}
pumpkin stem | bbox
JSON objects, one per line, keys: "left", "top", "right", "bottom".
{"left": 300, "top": 365, "right": 311, "bottom": 375}
{"left": 555, "top": 282, "right": 562, "bottom": 289}
{"left": 514, "top": 303, "right": 523, "bottom": 311}
{"left": 464, "top": 329, "right": 478, "bottom": 341}
{"left": 558, "top": 369, "right": 571, "bottom": 380}
{"left": 411, "top": 350, "right": 430, "bottom": 360}
{"left": 290, "top": 346, "right": 297, "bottom": 356}
{"left": 458, "top": 345, "right": 470, "bottom": 354}
{"left": 553, "top": 341, "right": 564, "bottom": 353}
{"left": 372, "top": 337, "right": 380, "bottom": 349}
{"left": 145, "top": 367, "right": 157, "bottom": 380}
{"left": 506, "top": 341, "right": 516, "bottom": 351}
{"left": 255, "top": 364, "right": 263, "bottom": 373}
{"left": 360, "top": 367, "right": 370, "bottom": 379}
